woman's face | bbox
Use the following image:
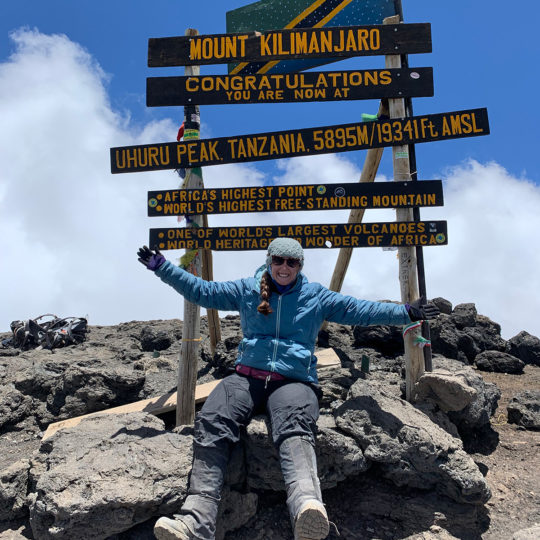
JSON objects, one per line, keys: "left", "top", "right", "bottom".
{"left": 270, "top": 256, "right": 301, "bottom": 286}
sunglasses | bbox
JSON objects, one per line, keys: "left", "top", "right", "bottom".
{"left": 271, "top": 255, "right": 301, "bottom": 268}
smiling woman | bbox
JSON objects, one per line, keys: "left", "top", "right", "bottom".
{"left": 136, "top": 238, "right": 439, "bottom": 540}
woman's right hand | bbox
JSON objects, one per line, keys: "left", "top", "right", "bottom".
{"left": 137, "top": 246, "right": 166, "bottom": 271}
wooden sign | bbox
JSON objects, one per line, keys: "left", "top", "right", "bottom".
{"left": 147, "top": 23, "right": 432, "bottom": 67}
{"left": 111, "top": 108, "right": 489, "bottom": 174}
{"left": 149, "top": 221, "right": 448, "bottom": 251}
{"left": 146, "top": 67, "right": 434, "bottom": 107}
{"left": 147, "top": 180, "right": 444, "bottom": 216}
{"left": 226, "top": 0, "right": 399, "bottom": 75}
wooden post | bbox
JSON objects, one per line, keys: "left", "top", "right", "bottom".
{"left": 384, "top": 15, "right": 423, "bottom": 401}
{"left": 394, "top": 0, "right": 433, "bottom": 374}
{"left": 201, "top": 214, "right": 221, "bottom": 353}
{"left": 176, "top": 28, "right": 204, "bottom": 426}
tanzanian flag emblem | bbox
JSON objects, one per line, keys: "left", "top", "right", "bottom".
{"left": 227, "top": 0, "right": 398, "bottom": 74}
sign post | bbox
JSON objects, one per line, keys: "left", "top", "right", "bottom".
{"left": 200, "top": 216, "right": 222, "bottom": 357}
{"left": 147, "top": 23, "right": 432, "bottom": 67}
{"left": 147, "top": 180, "right": 444, "bottom": 217}
{"left": 395, "top": 0, "right": 433, "bottom": 373}
{"left": 146, "top": 67, "right": 434, "bottom": 107}
{"left": 384, "top": 14, "right": 423, "bottom": 400}
{"left": 176, "top": 29, "right": 211, "bottom": 427}
{"left": 110, "top": 1, "right": 490, "bottom": 411}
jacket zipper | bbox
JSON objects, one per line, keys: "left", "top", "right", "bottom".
{"left": 267, "top": 295, "right": 282, "bottom": 388}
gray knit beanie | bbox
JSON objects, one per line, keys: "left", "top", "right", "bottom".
{"left": 266, "top": 237, "right": 304, "bottom": 269}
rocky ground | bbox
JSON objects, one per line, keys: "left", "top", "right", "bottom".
{"left": 471, "top": 367, "right": 540, "bottom": 539}
{"left": 0, "top": 300, "right": 539, "bottom": 540}
{"left": 211, "top": 367, "right": 540, "bottom": 540}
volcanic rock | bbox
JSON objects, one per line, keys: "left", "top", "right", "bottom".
{"left": 0, "top": 459, "right": 30, "bottom": 521}
{"left": 1, "top": 301, "right": 538, "bottom": 539}
{"left": 475, "top": 351, "right": 525, "bottom": 374}
{"left": 507, "top": 390, "right": 540, "bottom": 430}
{"left": 507, "top": 331, "right": 540, "bottom": 366}
{"left": 27, "top": 413, "right": 193, "bottom": 540}
{"left": 334, "top": 379, "right": 490, "bottom": 504}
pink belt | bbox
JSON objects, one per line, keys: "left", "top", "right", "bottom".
{"left": 236, "top": 364, "right": 286, "bottom": 382}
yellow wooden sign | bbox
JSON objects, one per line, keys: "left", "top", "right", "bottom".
{"left": 111, "top": 109, "right": 489, "bottom": 174}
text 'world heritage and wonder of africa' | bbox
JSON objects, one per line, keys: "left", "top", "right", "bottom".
{"left": 148, "top": 221, "right": 448, "bottom": 251}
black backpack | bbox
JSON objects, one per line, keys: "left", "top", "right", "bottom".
{"left": 9, "top": 314, "right": 88, "bottom": 350}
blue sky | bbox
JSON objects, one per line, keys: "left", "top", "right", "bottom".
{"left": 1, "top": 1, "right": 539, "bottom": 339}
{"left": 2, "top": 1, "right": 536, "bottom": 182}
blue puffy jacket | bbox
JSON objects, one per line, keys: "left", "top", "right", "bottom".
{"left": 155, "top": 260, "right": 411, "bottom": 383}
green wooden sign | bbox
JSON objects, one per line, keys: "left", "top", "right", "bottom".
{"left": 146, "top": 67, "right": 434, "bottom": 107}
{"left": 147, "top": 180, "right": 443, "bottom": 216}
{"left": 149, "top": 220, "right": 448, "bottom": 251}
{"left": 110, "top": 108, "right": 489, "bottom": 174}
{"left": 147, "top": 23, "right": 431, "bottom": 67}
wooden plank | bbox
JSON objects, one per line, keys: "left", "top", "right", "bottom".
{"left": 110, "top": 108, "right": 490, "bottom": 174}
{"left": 149, "top": 221, "right": 448, "bottom": 252}
{"left": 147, "top": 24, "right": 432, "bottom": 67}
{"left": 42, "top": 348, "right": 341, "bottom": 440}
{"left": 146, "top": 67, "right": 434, "bottom": 107}
{"left": 147, "top": 180, "right": 444, "bottom": 217}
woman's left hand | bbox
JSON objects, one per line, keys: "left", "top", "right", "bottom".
{"left": 406, "top": 300, "right": 440, "bottom": 321}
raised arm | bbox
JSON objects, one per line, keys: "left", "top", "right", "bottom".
{"left": 318, "top": 287, "right": 439, "bottom": 326}
{"left": 137, "top": 246, "right": 244, "bottom": 312}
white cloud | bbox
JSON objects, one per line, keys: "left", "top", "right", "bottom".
{"left": 1, "top": 30, "right": 539, "bottom": 343}
{"left": 421, "top": 160, "right": 540, "bottom": 339}
{"left": 0, "top": 29, "right": 180, "bottom": 328}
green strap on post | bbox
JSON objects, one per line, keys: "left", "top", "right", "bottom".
{"left": 361, "top": 113, "right": 379, "bottom": 122}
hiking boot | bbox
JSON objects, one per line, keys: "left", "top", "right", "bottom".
{"left": 154, "top": 516, "right": 194, "bottom": 540}
{"left": 294, "top": 500, "right": 329, "bottom": 540}
{"left": 180, "top": 443, "right": 228, "bottom": 539}
{"left": 154, "top": 443, "right": 228, "bottom": 539}
{"left": 279, "top": 436, "right": 329, "bottom": 540}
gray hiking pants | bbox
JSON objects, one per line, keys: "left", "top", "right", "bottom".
{"left": 180, "top": 373, "right": 321, "bottom": 539}
{"left": 194, "top": 372, "right": 320, "bottom": 451}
